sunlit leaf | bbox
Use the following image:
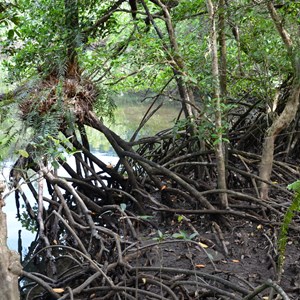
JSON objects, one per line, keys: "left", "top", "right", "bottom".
{"left": 52, "top": 288, "right": 64, "bottom": 293}
{"left": 198, "top": 242, "right": 209, "bottom": 248}
{"left": 17, "top": 149, "right": 29, "bottom": 158}
{"left": 177, "top": 215, "right": 183, "bottom": 222}
{"left": 287, "top": 180, "right": 300, "bottom": 192}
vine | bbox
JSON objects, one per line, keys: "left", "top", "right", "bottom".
{"left": 277, "top": 180, "right": 300, "bottom": 276}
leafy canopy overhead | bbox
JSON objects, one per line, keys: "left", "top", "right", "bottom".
{"left": 1, "top": 0, "right": 298, "bottom": 96}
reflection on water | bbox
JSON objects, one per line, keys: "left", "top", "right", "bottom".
{"left": 3, "top": 100, "right": 180, "bottom": 252}
{"left": 87, "top": 99, "right": 180, "bottom": 151}
{"left": 2, "top": 153, "right": 120, "bottom": 252}
{"left": 1, "top": 164, "right": 36, "bottom": 251}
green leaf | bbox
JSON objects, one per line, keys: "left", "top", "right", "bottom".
{"left": 51, "top": 160, "right": 60, "bottom": 170}
{"left": 189, "top": 232, "right": 199, "bottom": 240}
{"left": 17, "top": 149, "right": 29, "bottom": 158}
{"left": 7, "top": 29, "right": 14, "bottom": 39}
{"left": 11, "top": 16, "right": 20, "bottom": 25}
{"left": 177, "top": 215, "right": 183, "bottom": 222}
{"left": 172, "top": 231, "right": 186, "bottom": 239}
{"left": 287, "top": 180, "right": 300, "bottom": 192}
{"left": 158, "top": 230, "right": 163, "bottom": 238}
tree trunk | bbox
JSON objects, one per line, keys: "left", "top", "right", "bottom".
{"left": 218, "top": 0, "right": 227, "bottom": 96}
{"left": 259, "top": 2, "right": 299, "bottom": 199}
{"left": 142, "top": 0, "right": 198, "bottom": 120}
{"left": 0, "top": 182, "right": 22, "bottom": 300}
{"left": 206, "top": 0, "right": 228, "bottom": 208}
{"left": 259, "top": 85, "right": 300, "bottom": 199}
{"left": 65, "top": 0, "right": 79, "bottom": 77}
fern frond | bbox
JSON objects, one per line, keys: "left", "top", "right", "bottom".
{"left": 1, "top": 130, "right": 19, "bottom": 149}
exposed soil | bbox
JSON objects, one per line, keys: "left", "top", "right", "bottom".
{"left": 17, "top": 183, "right": 300, "bottom": 300}
{"left": 120, "top": 197, "right": 300, "bottom": 300}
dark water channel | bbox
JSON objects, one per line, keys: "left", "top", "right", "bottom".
{"left": 3, "top": 100, "right": 180, "bottom": 252}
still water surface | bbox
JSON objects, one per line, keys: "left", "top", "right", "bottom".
{"left": 3, "top": 100, "right": 179, "bottom": 251}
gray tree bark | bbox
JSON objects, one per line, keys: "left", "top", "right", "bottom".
{"left": 206, "top": 0, "right": 228, "bottom": 209}
{"left": 259, "top": 2, "right": 300, "bottom": 199}
{"left": 0, "top": 182, "right": 22, "bottom": 300}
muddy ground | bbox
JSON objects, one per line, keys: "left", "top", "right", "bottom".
{"left": 119, "top": 197, "right": 300, "bottom": 300}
